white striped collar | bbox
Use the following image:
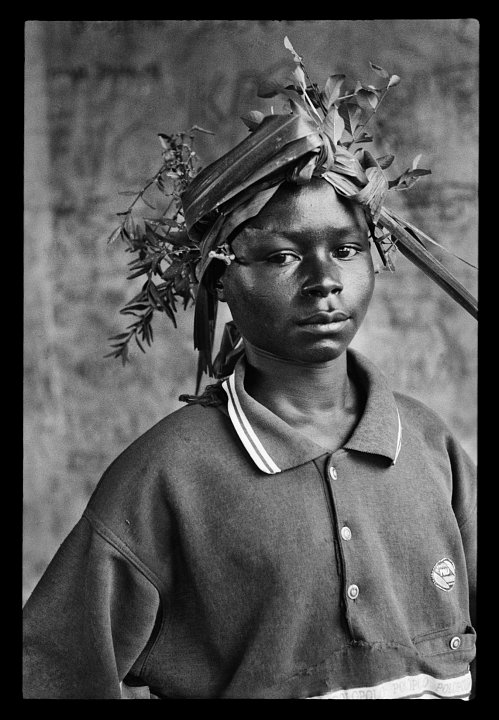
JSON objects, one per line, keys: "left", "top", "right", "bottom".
{"left": 223, "top": 371, "right": 281, "bottom": 474}
{"left": 221, "top": 349, "right": 403, "bottom": 474}
{"left": 394, "top": 407, "right": 402, "bottom": 464}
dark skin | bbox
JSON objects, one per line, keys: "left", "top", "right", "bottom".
{"left": 217, "top": 177, "right": 375, "bottom": 452}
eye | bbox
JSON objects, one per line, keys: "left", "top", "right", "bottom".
{"left": 266, "top": 251, "right": 301, "bottom": 265}
{"left": 333, "top": 245, "right": 360, "bottom": 260}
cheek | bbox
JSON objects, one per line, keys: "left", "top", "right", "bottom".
{"left": 352, "top": 260, "right": 375, "bottom": 304}
{"left": 227, "top": 287, "right": 278, "bottom": 326}
{"left": 362, "top": 254, "right": 376, "bottom": 297}
{"left": 223, "top": 270, "right": 288, "bottom": 333}
{"left": 361, "top": 269, "right": 375, "bottom": 303}
{"left": 224, "top": 267, "right": 271, "bottom": 307}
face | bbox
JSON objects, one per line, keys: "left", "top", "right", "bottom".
{"left": 218, "top": 178, "right": 375, "bottom": 364}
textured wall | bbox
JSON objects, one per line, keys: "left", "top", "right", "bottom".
{"left": 24, "top": 19, "right": 478, "bottom": 603}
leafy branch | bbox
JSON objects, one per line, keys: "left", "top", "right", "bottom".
{"left": 254, "top": 37, "right": 403, "bottom": 156}
{"left": 105, "top": 127, "right": 213, "bottom": 364}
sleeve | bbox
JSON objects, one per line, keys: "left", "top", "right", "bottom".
{"left": 447, "top": 434, "right": 477, "bottom": 697}
{"left": 23, "top": 513, "right": 161, "bottom": 699}
{"left": 447, "top": 435, "right": 476, "bottom": 628}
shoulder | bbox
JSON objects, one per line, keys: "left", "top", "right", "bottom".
{"left": 394, "top": 391, "right": 473, "bottom": 456}
{"left": 393, "top": 390, "right": 471, "bottom": 459}
{"left": 82, "top": 401, "right": 234, "bottom": 571}
{"left": 394, "top": 391, "right": 452, "bottom": 436}
{"left": 86, "top": 402, "right": 230, "bottom": 523}
{"left": 111, "top": 401, "right": 229, "bottom": 471}
{"left": 393, "top": 391, "right": 475, "bottom": 519}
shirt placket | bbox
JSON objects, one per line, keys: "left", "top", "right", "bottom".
{"left": 324, "top": 453, "right": 362, "bottom": 640}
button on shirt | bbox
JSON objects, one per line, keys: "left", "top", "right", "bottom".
{"left": 341, "top": 526, "right": 352, "bottom": 541}
{"left": 23, "top": 350, "right": 476, "bottom": 700}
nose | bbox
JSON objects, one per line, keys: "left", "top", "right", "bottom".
{"left": 301, "top": 256, "right": 343, "bottom": 298}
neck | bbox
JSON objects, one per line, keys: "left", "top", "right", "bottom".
{"left": 243, "top": 342, "right": 355, "bottom": 415}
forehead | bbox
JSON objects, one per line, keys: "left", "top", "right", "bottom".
{"left": 241, "top": 178, "right": 368, "bottom": 238}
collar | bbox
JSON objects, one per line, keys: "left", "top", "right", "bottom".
{"left": 221, "top": 348, "right": 402, "bottom": 475}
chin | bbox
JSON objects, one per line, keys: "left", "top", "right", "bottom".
{"left": 287, "top": 343, "right": 348, "bottom": 365}
{"left": 305, "top": 347, "right": 347, "bottom": 363}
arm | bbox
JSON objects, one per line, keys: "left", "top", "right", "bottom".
{"left": 23, "top": 513, "right": 160, "bottom": 699}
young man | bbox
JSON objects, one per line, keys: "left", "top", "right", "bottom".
{"left": 23, "top": 48, "right": 476, "bottom": 699}
{"left": 23, "top": 176, "right": 476, "bottom": 699}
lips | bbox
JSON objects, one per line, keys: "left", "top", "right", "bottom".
{"left": 298, "top": 310, "right": 350, "bottom": 325}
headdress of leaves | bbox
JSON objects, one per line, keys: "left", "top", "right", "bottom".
{"left": 107, "top": 38, "right": 478, "bottom": 393}
{"left": 105, "top": 127, "right": 211, "bottom": 370}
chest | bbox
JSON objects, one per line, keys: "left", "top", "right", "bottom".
{"left": 170, "top": 444, "right": 467, "bottom": 645}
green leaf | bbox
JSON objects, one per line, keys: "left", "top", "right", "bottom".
{"left": 337, "top": 129, "right": 354, "bottom": 147}
{"left": 322, "top": 74, "right": 346, "bottom": 109}
{"left": 406, "top": 168, "right": 431, "bottom": 177}
{"left": 119, "top": 232, "right": 133, "bottom": 250}
{"left": 284, "top": 36, "right": 303, "bottom": 63}
{"left": 323, "top": 106, "right": 345, "bottom": 146}
{"left": 369, "top": 62, "right": 389, "bottom": 79}
{"left": 107, "top": 225, "right": 122, "bottom": 244}
{"left": 356, "top": 88, "right": 379, "bottom": 111}
{"left": 355, "top": 132, "right": 373, "bottom": 143}
{"left": 388, "top": 74, "right": 401, "bottom": 88}
{"left": 127, "top": 258, "right": 150, "bottom": 271}
{"left": 120, "top": 310, "right": 144, "bottom": 318}
{"left": 157, "top": 134, "right": 171, "bottom": 150}
{"left": 378, "top": 207, "right": 477, "bottom": 318}
{"left": 376, "top": 154, "right": 395, "bottom": 169}
{"left": 190, "top": 125, "right": 215, "bottom": 135}
{"left": 109, "top": 332, "right": 131, "bottom": 341}
{"left": 121, "top": 302, "right": 150, "bottom": 313}
{"left": 135, "top": 335, "right": 146, "bottom": 353}
{"left": 141, "top": 195, "right": 155, "bottom": 209}
{"left": 286, "top": 96, "right": 312, "bottom": 118}
{"left": 330, "top": 146, "right": 368, "bottom": 183}
{"left": 338, "top": 102, "right": 363, "bottom": 135}
{"left": 240, "top": 110, "right": 266, "bottom": 131}
{"left": 257, "top": 78, "right": 287, "bottom": 98}
{"left": 162, "top": 264, "right": 179, "bottom": 281}
{"left": 148, "top": 282, "right": 177, "bottom": 324}
{"left": 127, "top": 268, "right": 149, "bottom": 280}
{"left": 389, "top": 167, "right": 431, "bottom": 190}
{"left": 182, "top": 112, "right": 321, "bottom": 228}
{"left": 126, "top": 213, "right": 136, "bottom": 235}
{"left": 292, "top": 65, "right": 306, "bottom": 89}
{"left": 164, "top": 231, "right": 192, "bottom": 247}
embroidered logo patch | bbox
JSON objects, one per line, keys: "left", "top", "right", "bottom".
{"left": 431, "top": 558, "right": 456, "bottom": 592}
